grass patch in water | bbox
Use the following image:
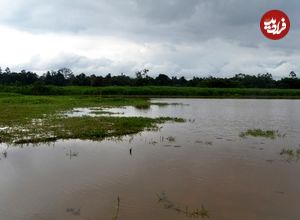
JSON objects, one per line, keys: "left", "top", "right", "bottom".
{"left": 1, "top": 116, "right": 183, "bottom": 144}
{"left": 90, "top": 110, "right": 120, "bottom": 115}
{"left": 239, "top": 129, "right": 284, "bottom": 139}
{"left": 280, "top": 148, "right": 300, "bottom": 162}
{"left": 151, "top": 102, "right": 188, "bottom": 107}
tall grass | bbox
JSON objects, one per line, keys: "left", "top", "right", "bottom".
{"left": 1, "top": 85, "right": 300, "bottom": 97}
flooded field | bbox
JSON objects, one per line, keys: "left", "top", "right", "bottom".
{"left": 0, "top": 99, "right": 300, "bottom": 220}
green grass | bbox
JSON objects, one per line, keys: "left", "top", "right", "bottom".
{"left": 0, "top": 94, "right": 149, "bottom": 126}
{"left": 0, "top": 94, "right": 183, "bottom": 144}
{"left": 1, "top": 85, "right": 300, "bottom": 98}
{"left": 9, "top": 116, "right": 179, "bottom": 144}
{"left": 239, "top": 129, "right": 284, "bottom": 139}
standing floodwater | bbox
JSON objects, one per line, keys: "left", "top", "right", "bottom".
{"left": 0, "top": 99, "right": 300, "bottom": 220}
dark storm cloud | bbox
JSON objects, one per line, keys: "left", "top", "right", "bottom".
{"left": 2, "top": 0, "right": 299, "bottom": 41}
{"left": 1, "top": 0, "right": 300, "bottom": 77}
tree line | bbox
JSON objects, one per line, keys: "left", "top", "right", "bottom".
{"left": 0, "top": 67, "right": 299, "bottom": 89}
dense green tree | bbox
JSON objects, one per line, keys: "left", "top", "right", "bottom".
{"left": 289, "top": 71, "right": 297, "bottom": 78}
{"left": 5, "top": 67, "right": 11, "bottom": 74}
{"left": 0, "top": 67, "right": 300, "bottom": 89}
{"left": 155, "top": 74, "right": 172, "bottom": 86}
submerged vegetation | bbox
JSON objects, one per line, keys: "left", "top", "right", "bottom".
{"left": 112, "top": 196, "right": 120, "bottom": 220}
{"left": 0, "top": 94, "right": 184, "bottom": 144}
{"left": 166, "top": 136, "right": 176, "bottom": 142}
{"left": 280, "top": 148, "right": 300, "bottom": 162}
{"left": 66, "top": 208, "right": 81, "bottom": 216}
{"left": 157, "top": 192, "right": 209, "bottom": 218}
{"left": 239, "top": 129, "right": 285, "bottom": 139}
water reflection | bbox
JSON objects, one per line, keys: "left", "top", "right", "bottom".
{"left": 2, "top": 151, "right": 7, "bottom": 158}
{"left": 66, "top": 149, "right": 79, "bottom": 160}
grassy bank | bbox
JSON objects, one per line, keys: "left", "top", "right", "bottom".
{"left": 1, "top": 85, "right": 300, "bottom": 98}
{"left": 0, "top": 94, "right": 183, "bottom": 144}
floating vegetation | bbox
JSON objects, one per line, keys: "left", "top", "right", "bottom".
{"left": 151, "top": 102, "right": 188, "bottom": 107}
{"left": 90, "top": 110, "right": 120, "bottom": 115}
{"left": 112, "top": 196, "right": 120, "bottom": 220}
{"left": 280, "top": 148, "right": 300, "bottom": 162}
{"left": 173, "top": 118, "right": 186, "bottom": 123}
{"left": 66, "top": 208, "right": 81, "bottom": 216}
{"left": 163, "top": 144, "right": 182, "bottom": 148}
{"left": 188, "top": 119, "right": 196, "bottom": 123}
{"left": 205, "top": 141, "right": 213, "bottom": 145}
{"left": 64, "top": 107, "right": 124, "bottom": 117}
{"left": 239, "top": 129, "right": 285, "bottom": 139}
{"left": 156, "top": 192, "right": 209, "bottom": 219}
{"left": 166, "top": 136, "right": 176, "bottom": 142}
{"left": 173, "top": 145, "right": 182, "bottom": 148}
{"left": 135, "top": 101, "right": 186, "bottom": 109}
{"left": 195, "top": 140, "right": 213, "bottom": 146}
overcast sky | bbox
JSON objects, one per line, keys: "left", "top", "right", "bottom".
{"left": 0, "top": 0, "right": 299, "bottom": 78}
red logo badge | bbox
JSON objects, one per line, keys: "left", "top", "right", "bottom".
{"left": 260, "top": 10, "right": 290, "bottom": 40}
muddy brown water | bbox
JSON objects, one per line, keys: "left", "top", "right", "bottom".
{"left": 0, "top": 99, "right": 300, "bottom": 220}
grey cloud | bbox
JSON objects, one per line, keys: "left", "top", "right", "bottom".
{"left": 14, "top": 53, "right": 113, "bottom": 74}
{"left": 2, "top": 0, "right": 300, "bottom": 47}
